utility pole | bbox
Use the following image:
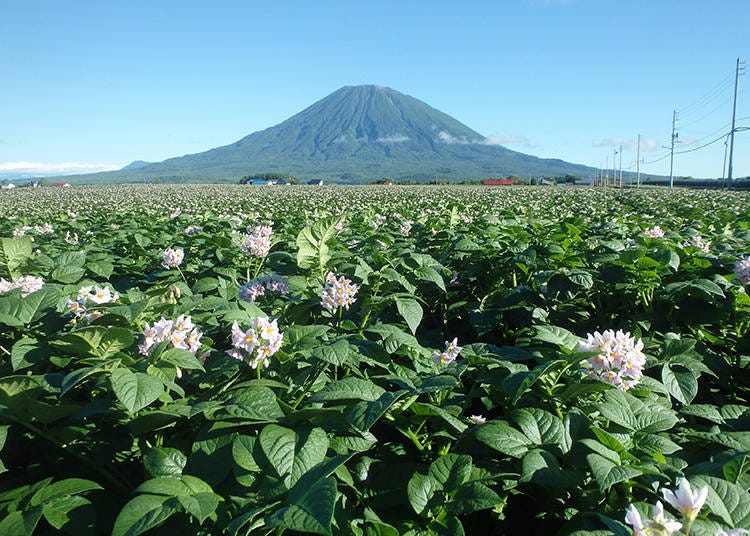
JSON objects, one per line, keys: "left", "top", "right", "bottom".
{"left": 668, "top": 110, "right": 678, "bottom": 189}
{"left": 618, "top": 144, "right": 623, "bottom": 187}
{"left": 727, "top": 57, "right": 744, "bottom": 186}
{"left": 636, "top": 134, "right": 641, "bottom": 189}
{"left": 613, "top": 148, "right": 618, "bottom": 188}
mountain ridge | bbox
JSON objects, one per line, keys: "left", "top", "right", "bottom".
{"left": 51, "top": 85, "right": 599, "bottom": 184}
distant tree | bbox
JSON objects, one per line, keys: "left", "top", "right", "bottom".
{"left": 239, "top": 173, "right": 297, "bottom": 184}
{"left": 560, "top": 174, "right": 581, "bottom": 184}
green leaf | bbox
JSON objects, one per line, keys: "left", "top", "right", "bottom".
{"left": 395, "top": 297, "right": 423, "bottom": 335}
{"left": 41, "top": 495, "right": 95, "bottom": 534}
{"left": 661, "top": 364, "right": 698, "bottom": 404}
{"left": 232, "top": 435, "right": 261, "bottom": 472}
{"left": 295, "top": 217, "right": 341, "bottom": 273}
{"left": 55, "top": 326, "right": 133, "bottom": 359}
{"left": 86, "top": 259, "right": 114, "bottom": 279}
{"left": 110, "top": 369, "right": 165, "bottom": 413}
{"left": 217, "top": 385, "right": 284, "bottom": 421}
{"left": 310, "top": 377, "right": 386, "bottom": 402}
{"left": 691, "top": 475, "right": 750, "bottom": 527}
{"left": 598, "top": 389, "right": 678, "bottom": 433}
{"left": 111, "top": 494, "right": 180, "bottom": 536}
{"left": 532, "top": 325, "right": 579, "bottom": 351}
{"left": 474, "top": 420, "right": 531, "bottom": 458}
{"left": 0, "top": 237, "right": 32, "bottom": 279}
{"left": 0, "top": 507, "right": 43, "bottom": 536}
{"left": 51, "top": 265, "right": 86, "bottom": 284}
{"left": 259, "top": 425, "right": 329, "bottom": 488}
{"left": 586, "top": 453, "right": 642, "bottom": 491}
{"left": 447, "top": 482, "right": 502, "bottom": 514}
{"left": 407, "top": 471, "right": 442, "bottom": 517}
{"left": 265, "top": 476, "right": 337, "bottom": 536}
{"left": 427, "top": 454, "right": 472, "bottom": 491}
{"left": 512, "top": 408, "right": 564, "bottom": 447}
{"left": 143, "top": 447, "right": 187, "bottom": 478}
{"left": 30, "top": 478, "right": 102, "bottom": 506}
{"left": 347, "top": 390, "right": 408, "bottom": 432}
{"left": 410, "top": 402, "right": 468, "bottom": 433}
{"left": 177, "top": 492, "right": 219, "bottom": 523}
{"left": 520, "top": 449, "right": 580, "bottom": 488}
{"left": 312, "top": 339, "right": 351, "bottom": 366}
{"left": 10, "top": 337, "right": 49, "bottom": 372}
{"left": 159, "top": 348, "right": 205, "bottom": 371}
{"left": 134, "top": 475, "right": 213, "bottom": 496}
{"left": 0, "top": 286, "right": 58, "bottom": 327}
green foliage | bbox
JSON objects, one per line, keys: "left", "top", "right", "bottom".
{"left": 0, "top": 185, "right": 748, "bottom": 534}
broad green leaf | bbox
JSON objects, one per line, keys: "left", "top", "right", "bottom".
{"left": 30, "top": 478, "right": 102, "bottom": 506}
{"left": 474, "top": 420, "right": 531, "bottom": 458}
{"left": 265, "top": 476, "right": 337, "bottom": 536}
{"left": 295, "top": 217, "right": 341, "bottom": 273}
{"left": 232, "top": 435, "right": 261, "bottom": 472}
{"left": 447, "top": 482, "right": 502, "bottom": 514}
{"left": 598, "top": 389, "right": 678, "bottom": 433}
{"left": 60, "top": 359, "right": 121, "bottom": 395}
{"left": 0, "top": 237, "right": 32, "bottom": 279}
{"left": 413, "top": 375, "right": 458, "bottom": 394}
{"left": 586, "top": 453, "right": 642, "bottom": 491}
{"left": 427, "top": 454, "right": 472, "bottom": 491}
{"left": 177, "top": 492, "right": 220, "bottom": 523}
{"left": 111, "top": 494, "right": 180, "bottom": 536}
{"left": 407, "top": 471, "right": 442, "bottom": 517}
{"left": 110, "top": 369, "right": 165, "bottom": 413}
{"left": 532, "top": 325, "right": 579, "bottom": 351}
{"left": 312, "top": 339, "right": 350, "bottom": 366}
{"left": 159, "top": 348, "right": 205, "bottom": 371}
{"left": 0, "top": 286, "right": 58, "bottom": 327}
{"left": 347, "top": 390, "right": 408, "bottom": 432}
{"left": 41, "top": 495, "right": 94, "bottom": 534}
{"left": 134, "top": 475, "right": 213, "bottom": 496}
{"left": 143, "top": 447, "right": 187, "bottom": 478}
{"left": 662, "top": 364, "right": 698, "bottom": 404}
{"left": 520, "top": 449, "right": 580, "bottom": 488}
{"left": 217, "top": 385, "right": 283, "bottom": 421}
{"left": 51, "top": 265, "right": 86, "bottom": 284}
{"left": 395, "top": 297, "right": 423, "bottom": 335}
{"left": 10, "top": 337, "right": 49, "bottom": 372}
{"left": 310, "top": 377, "right": 386, "bottom": 402}
{"left": 691, "top": 475, "right": 750, "bottom": 527}
{"left": 512, "top": 408, "right": 564, "bottom": 447}
{"left": 0, "top": 507, "right": 43, "bottom": 536}
{"left": 410, "top": 402, "right": 468, "bottom": 433}
{"left": 259, "top": 425, "right": 329, "bottom": 488}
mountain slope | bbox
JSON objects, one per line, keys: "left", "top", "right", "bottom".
{"left": 59, "top": 85, "right": 598, "bottom": 184}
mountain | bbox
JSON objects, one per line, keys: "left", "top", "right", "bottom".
{"left": 59, "top": 85, "right": 599, "bottom": 184}
{"left": 120, "top": 160, "right": 152, "bottom": 171}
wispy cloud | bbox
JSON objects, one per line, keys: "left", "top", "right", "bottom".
{"left": 593, "top": 137, "right": 659, "bottom": 152}
{"left": 482, "top": 135, "right": 533, "bottom": 147}
{"left": 0, "top": 161, "right": 121, "bottom": 177}
{"left": 376, "top": 135, "right": 410, "bottom": 143}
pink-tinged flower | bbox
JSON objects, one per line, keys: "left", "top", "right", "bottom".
{"left": 661, "top": 479, "right": 708, "bottom": 522}
{"left": 0, "top": 275, "right": 44, "bottom": 297}
{"left": 239, "top": 225, "right": 272, "bottom": 258}
{"left": 735, "top": 256, "right": 750, "bottom": 285}
{"left": 227, "top": 317, "right": 283, "bottom": 369}
{"left": 433, "top": 337, "right": 462, "bottom": 365}
{"left": 162, "top": 248, "right": 184, "bottom": 269}
{"left": 683, "top": 235, "right": 710, "bottom": 253}
{"left": 239, "top": 275, "right": 289, "bottom": 302}
{"left": 643, "top": 225, "right": 665, "bottom": 238}
{"left": 624, "top": 504, "right": 646, "bottom": 536}
{"left": 580, "top": 329, "right": 646, "bottom": 390}
{"left": 716, "top": 529, "right": 748, "bottom": 536}
{"left": 138, "top": 315, "right": 204, "bottom": 360}
{"left": 321, "top": 272, "right": 359, "bottom": 313}
{"left": 644, "top": 501, "right": 682, "bottom": 535}
{"left": 88, "top": 286, "right": 119, "bottom": 304}
{"left": 469, "top": 415, "right": 486, "bottom": 425}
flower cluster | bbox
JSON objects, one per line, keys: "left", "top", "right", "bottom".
{"left": 735, "top": 256, "right": 750, "bottom": 285}
{"left": 320, "top": 272, "right": 359, "bottom": 313}
{"left": 623, "top": 479, "right": 742, "bottom": 536}
{"left": 433, "top": 337, "right": 462, "bottom": 365}
{"left": 0, "top": 275, "right": 44, "bottom": 297}
{"left": 67, "top": 285, "right": 120, "bottom": 321}
{"left": 161, "top": 248, "right": 184, "bottom": 269}
{"left": 138, "top": 315, "right": 203, "bottom": 356}
{"left": 643, "top": 225, "right": 665, "bottom": 238}
{"left": 682, "top": 235, "right": 710, "bottom": 253}
{"left": 64, "top": 231, "right": 79, "bottom": 244}
{"left": 579, "top": 329, "right": 646, "bottom": 390}
{"left": 239, "top": 275, "right": 290, "bottom": 302}
{"left": 239, "top": 224, "right": 272, "bottom": 258}
{"left": 227, "top": 318, "right": 283, "bottom": 369}
{"left": 183, "top": 225, "right": 202, "bottom": 235}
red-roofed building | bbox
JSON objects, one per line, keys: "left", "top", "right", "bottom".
{"left": 482, "top": 179, "right": 513, "bottom": 186}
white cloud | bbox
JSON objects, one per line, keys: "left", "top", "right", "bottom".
{"left": 482, "top": 135, "right": 529, "bottom": 146}
{"left": 593, "top": 137, "right": 659, "bottom": 152}
{"left": 376, "top": 135, "right": 410, "bottom": 143}
{"left": 0, "top": 161, "right": 121, "bottom": 177}
{"left": 437, "top": 131, "right": 474, "bottom": 144}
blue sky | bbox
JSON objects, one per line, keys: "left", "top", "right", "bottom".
{"left": 1, "top": 0, "right": 748, "bottom": 180}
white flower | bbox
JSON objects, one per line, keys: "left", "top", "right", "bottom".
{"left": 644, "top": 501, "right": 682, "bottom": 535}
{"left": 227, "top": 318, "right": 283, "bottom": 369}
{"left": 735, "top": 256, "right": 750, "bottom": 285}
{"left": 433, "top": 337, "right": 462, "bottom": 365}
{"left": 239, "top": 275, "right": 289, "bottom": 302}
{"left": 0, "top": 275, "right": 44, "bottom": 297}
{"left": 321, "top": 272, "right": 359, "bottom": 313}
{"left": 624, "top": 504, "right": 646, "bottom": 536}
{"left": 469, "top": 415, "right": 486, "bottom": 425}
{"left": 161, "top": 248, "right": 184, "bottom": 269}
{"left": 661, "top": 479, "right": 708, "bottom": 522}
{"left": 643, "top": 225, "right": 665, "bottom": 238}
{"left": 138, "top": 315, "right": 203, "bottom": 359}
{"left": 239, "top": 225, "right": 272, "bottom": 258}
{"left": 715, "top": 529, "right": 748, "bottom": 536}
{"left": 580, "top": 329, "right": 646, "bottom": 390}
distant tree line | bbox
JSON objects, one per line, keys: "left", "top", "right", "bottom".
{"left": 239, "top": 173, "right": 298, "bottom": 185}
